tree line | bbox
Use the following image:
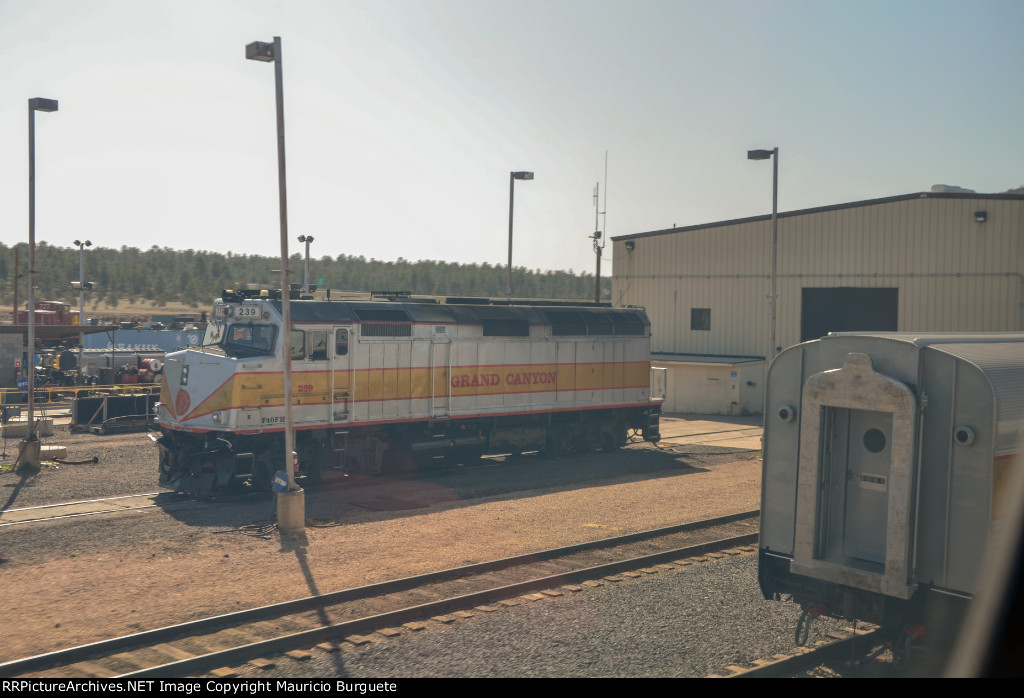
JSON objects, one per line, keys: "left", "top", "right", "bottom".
{"left": 0, "top": 242, "right": 610, "bottom": 310}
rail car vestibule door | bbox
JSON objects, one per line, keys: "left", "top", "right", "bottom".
{"left": 331, "top": 327, "right": 352, "bottom": 423}
{"left": 822, "top": 407, "right": 893, "bottom": 565}
{"left": 793, "top": 352, "right": 917, "bottom": 600}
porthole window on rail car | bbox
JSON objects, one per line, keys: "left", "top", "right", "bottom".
{"left": 863, "top": 428, "right": 887, "bottom": 453}
{"left": 290, "top": 329, "right": 305, "bottom": 360}
{"left": 336, "top": 329, "right": 349, "bottom": 356}
{"left": 308, "top": 330, "right": 328, "bottom": 361}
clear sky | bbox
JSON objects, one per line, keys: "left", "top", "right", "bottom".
{"left": 1, "top": 0, "right": 1021, "bottom": 276}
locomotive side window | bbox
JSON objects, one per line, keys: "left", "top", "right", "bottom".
{"left": 336, "top": 329, "right": 349, "bottom": 356}
{"left": 290, "top": 329, "right": 305, "bottom": 360}
{"left": 308, "top": 330, "right": 328, "bottom": 361}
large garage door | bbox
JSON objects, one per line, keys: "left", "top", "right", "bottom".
{"left": 801, "top": 287, "right": 898, "bottom": 342}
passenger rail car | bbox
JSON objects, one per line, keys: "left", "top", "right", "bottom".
{"left": 155, "top": 291, "right": 662, "bottom": 493}
{"left": 759, "top": 333, "right": 1024, "bottom": 632}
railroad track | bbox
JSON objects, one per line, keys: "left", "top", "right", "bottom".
{"left": 0, "top": 492, "right": 169, "bottom": 527}
{"left": 0, "top": 511, "right": 759, "bottom": 678}
{"left": 716, "top": 625, "right": 890, "bottom": 677}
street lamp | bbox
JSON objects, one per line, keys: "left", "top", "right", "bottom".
{"left": 747, "top": 147, "right": 779, "bottom": 364}
{"left": 297, "top": 235, "right": 314, "bottom": 295}
{"left": 73, "top": 239, "right": 92, "bottom": 385}
{"left": 247, "top": 36, "right": 304, "bottom": 531}
{"left": 23, "top": 97, "right": 58, "bottom": 466}
{"left": 507, "top": 171, "right": 534, "bottom": 300}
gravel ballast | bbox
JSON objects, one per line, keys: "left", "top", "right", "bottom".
{"left": 239, "top": 554, "right": 851, "bottom": 678}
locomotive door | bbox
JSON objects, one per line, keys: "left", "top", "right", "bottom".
{"left": 825, "top": 407, "right": 893, "bottom": 564}
{"left": 556, "top": 342, "right": 575, "bottom": 403}
{"left": 330, "top": 327, "right": 352, "bottom": 422}
{"left": 430, "top": 340, "right": 450, "bottom": 418}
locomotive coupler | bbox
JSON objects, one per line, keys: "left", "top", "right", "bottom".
{"left": 795, "top": 603, "right": 827, "bottom": 646}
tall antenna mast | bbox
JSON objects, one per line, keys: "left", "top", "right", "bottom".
{"left": 592, "top": 151, "right": 607, "bottom": 302}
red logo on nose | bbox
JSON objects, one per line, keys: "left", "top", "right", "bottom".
{"left": 175, "top": 389, "right": 191, "bottom": 416}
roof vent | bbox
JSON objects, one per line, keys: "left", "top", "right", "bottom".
{"left": 930, "top": 184, "right": 975, "bottom": 194}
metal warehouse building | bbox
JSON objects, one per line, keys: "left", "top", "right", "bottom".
{"left": 611, "top": 190, "right": 1024, "bottom": 415}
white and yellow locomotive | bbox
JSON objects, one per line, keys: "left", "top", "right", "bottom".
{"left": 155, "top": 290, "right": 662, "bottom": 493}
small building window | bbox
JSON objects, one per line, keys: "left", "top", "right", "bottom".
{"left": 691, "top": 308, "right": 711, "bottom": 331}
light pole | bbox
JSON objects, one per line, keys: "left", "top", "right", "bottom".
{"left": 591, "top": 152, "right": 608, "bottom": 304}
{"left": 247, "top": 36, "right": 304, "bottom": 532}
{"left": 747, "top": 147, "right": 778, "bottom": 364}
{"left": 73, "top": 239, "right": 92, "bottom": 384}
{"left": 297, "top": 235, "right": 314, "bottom": 295}
{"left": 507, "top": 171, "right": 534, "bottom": 300}
{"left": 23, "top": 97, "right": 58, "bottom": 466}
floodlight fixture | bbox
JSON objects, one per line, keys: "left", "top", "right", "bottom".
{"left": 245, "top": 41, "right": 275, "bottom": 62}
{"left": 507, "top": 170, "right": 535, "bottom": 298}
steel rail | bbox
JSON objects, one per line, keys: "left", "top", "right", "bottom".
{"left": 0, "top": 492, "right": 164, "bottom": 512}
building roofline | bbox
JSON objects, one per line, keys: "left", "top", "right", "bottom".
{"left": 612, "top": 191, "right": 1024, "bottom": 242}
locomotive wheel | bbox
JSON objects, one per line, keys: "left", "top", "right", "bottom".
{"left": 602, "top": 423, "right": 628, "bottom": 452}
{"left": 381, "top": 444, "right": 417, "bottom": 474}
{"left": 252, "top": 458, "right": 274, "bottom": 490}
{"left": 448, "top": 446, "right": 484, "bottom": 465}
{"left": 303, "top": 460, "right": 323, "bottom": 487}
{"left": 543, "top": 431, "right": 572, "bottom": 458}
{"left": 298, "top": 439, "right": 329, "bottom": 487}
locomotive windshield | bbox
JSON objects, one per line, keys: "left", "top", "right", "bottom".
{"left": 217, "top": 322, "right": 278, "bottom": 357}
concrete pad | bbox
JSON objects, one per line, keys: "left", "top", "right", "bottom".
{"left": 1, "top": 419, "right": 54, "bottom": 438}
{"left": 41, "top": 445, "right": 68, "bottom": 460}
{"left": 658, "top": 413, "right": 763, "bottom": 451}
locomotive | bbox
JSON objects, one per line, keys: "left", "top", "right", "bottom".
{"left": 758, "top": 332, "right": 1023, "bottom": 643}
{"left": 155, "top": 290, "right": 663, "bottom": 494}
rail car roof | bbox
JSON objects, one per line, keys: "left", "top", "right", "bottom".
{"left": 822, "top": 332, "right": 1024, "bottom": 421}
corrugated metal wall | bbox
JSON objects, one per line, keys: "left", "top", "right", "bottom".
{"left": 612, "top": 195, "right": 1024, "bottom": 357}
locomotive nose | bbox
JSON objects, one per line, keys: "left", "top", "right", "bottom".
{"left": 158, "top": 356, "right": 195, "bottom": 420}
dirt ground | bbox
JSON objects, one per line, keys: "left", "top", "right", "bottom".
{"left": 0, "top": 436, "right": 762, "bottom": 664}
